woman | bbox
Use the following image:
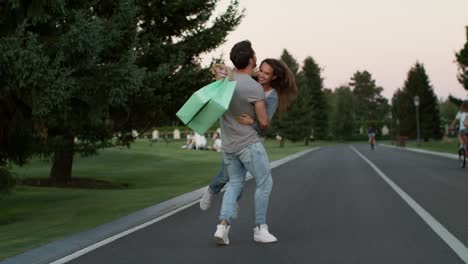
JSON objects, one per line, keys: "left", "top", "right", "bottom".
{"left": 200, "top": 58, "right": 297, "bottom": 214}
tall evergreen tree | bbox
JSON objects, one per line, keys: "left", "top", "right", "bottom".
{"left": 273, "top": 86, "right": 310, "bottom": 143}
{"left": 391, "top": 88, "right": 410, "bottom": 137}
{"left": 397, "top": 63, "right": 442, "bottom": 140}
{"left": 301, "top": 57, "right": 328, "bottom": 140}
{"left": 133, "top": 0, "right": 243, "bottom": 128}
{"left": 280, "top": 49, "right": 300, "bottom": 76}
{"left": 272, "top": 49, "right": 302, "bottom": 146}
{"left": 439, "top": 98, "right": 459, "bottom": 130}
{"left": 273, "top": 56, "right": 327, "bottom": 144}
{"left": 455, "top": 26, "right": 468, "bottom": 90}
{"left": 323, "top": 88, "right": 334, "bottom": 139}
{"left": 449, "top": 95, "right": 463, "bottom": 107}
{"left": 331, "top": 86, "right": 356, "bottom": 140}
{"left": 349, "top": 70, "right": 389, "bottom": 132}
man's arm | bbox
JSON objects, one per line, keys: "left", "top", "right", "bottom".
{"left": 254, "top": 100, "right": 269, "bottom": 130}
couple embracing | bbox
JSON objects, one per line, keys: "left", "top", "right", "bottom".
{"left": 199, "top": 40, "right": 297, "bottom": 245}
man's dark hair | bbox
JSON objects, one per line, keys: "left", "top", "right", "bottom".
{"left": 230, "top": 40, "right": 254, "bottom": 70}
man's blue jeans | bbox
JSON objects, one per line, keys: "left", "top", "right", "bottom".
{"left": 219, "top": 142, "right": 273, "bottom": 225}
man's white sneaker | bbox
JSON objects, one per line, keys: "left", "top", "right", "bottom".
{"left": 200, "top": 188, "right": 214, "bottom": 210}
{"left": 214, "top": 224, "right": 230, "bottom": 245}
{"left": 253, "top": 224, "right": 278, "bottom": 243}
{"left": 232, "top": 202, "right": 240, "bottom": 219}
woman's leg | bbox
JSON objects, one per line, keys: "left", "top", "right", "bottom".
{"left": 209, "top": 161, "right": 229, "bottom": 194}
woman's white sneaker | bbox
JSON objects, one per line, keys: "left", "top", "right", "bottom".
{"left": 214, "top": 225, "right": 230, "bottom": 245}
{"left": 253, "top": 224, "right": 278, "bottom": 243}
{"left": 200, "top": 188, "right": 214, "bottom": 210}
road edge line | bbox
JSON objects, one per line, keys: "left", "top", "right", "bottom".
{"left": 1, "top": 147, "right": 321, "bottom": 264}
{"left": 380, "top": 144, "right": 458, "bottom": 160}
{"left": 350, "top": 146, "right": 468, "bottom": 263}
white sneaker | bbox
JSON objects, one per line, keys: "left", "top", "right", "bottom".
{"left": 200, "top": 188, "right": 214, "bottom": 210}
{"left": 214, "top": 224, "right": 230, "bottom": 245}
{"left": 253, "top": 224, "right": 278, "bottom": 243}
{"left": 232, "top": 202, "right": 239, "bottom": 219}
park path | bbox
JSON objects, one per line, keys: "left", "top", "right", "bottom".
{"left": 63, "top": 144, "right": 468, "bottom": 264}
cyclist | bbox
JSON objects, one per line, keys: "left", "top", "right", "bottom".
{"left": 449, "top": 101, "right": 468, "bottom": 148}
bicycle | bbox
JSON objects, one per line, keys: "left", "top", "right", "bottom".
{"left": 449, "top": 126, "right": 468, "bottom": 168}
{"left": 458, "top": 133, "right": 468, "bottom": 168}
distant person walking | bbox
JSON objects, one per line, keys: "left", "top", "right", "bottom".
{"left": 368, "top": 126, "right": 376, "bottom": 150}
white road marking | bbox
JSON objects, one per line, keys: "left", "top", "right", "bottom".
{"left": 49, "top": 200, "right": 199, "bottom": 264}
{"left": 49, "top": 147, "right": 321, "bottom": 263}
{"left": 350, "top": 146, "right": 468, "bottom": 263}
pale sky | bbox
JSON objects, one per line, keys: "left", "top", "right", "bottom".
{"left": 202, "top": 0, "right": 468, "bottom": 100}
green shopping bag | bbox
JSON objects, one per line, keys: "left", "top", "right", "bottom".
{"left": 187, "top": 78, "right": 236, "bottom": 134}
{"left": 176, "top": 79, "right": 224, "bottom": 125}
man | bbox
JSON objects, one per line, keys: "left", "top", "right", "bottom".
{"left": 213, "top": 40, "right": 277, "bottom": 245}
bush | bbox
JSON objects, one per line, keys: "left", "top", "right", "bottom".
{"left": 0, "top": 167, "right": 16, "bottom": 194}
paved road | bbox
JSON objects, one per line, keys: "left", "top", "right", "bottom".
{"left": 67, "top": 145, "right": 468, "bottom": 264}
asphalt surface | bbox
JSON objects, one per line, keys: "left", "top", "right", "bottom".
{"left": 67, "top": 144, "right": 468, "bottom": 264}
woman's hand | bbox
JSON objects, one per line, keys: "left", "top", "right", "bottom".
{"left": 211, "top": 64, "right": 230, "bottom": 80}
{"left": 236, "top": 113, "right": 255, "bottom": 125}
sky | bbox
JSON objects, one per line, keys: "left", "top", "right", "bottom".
{"left": 202, "top": 0, "right": 468, "bottom": 100}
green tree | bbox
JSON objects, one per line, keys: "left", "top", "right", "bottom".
{"left": 301, "top": 57, "right": 328, "bottom": 140}
{"left": 455, "top": 26, "right": 468, "bottom": 90}
{"left": 391, "top": 89, "right": 403, "bottom": 137}
{"left": 449, "top": 95, "right": 463, "bottom": 107}
{"left": 331, "top": 86, "right": 356, "bottom": 140}
{"left": 272, "top": 49, "right": 302, "bottom": 146}
{"left": 132, "top": 0, "right": 243, "bottom": 128}
{"left": 279, "top": 49, "right": 300, "bottom": 76}
{"left": 273, "top": 89, "right": 310, "bottom": 143}
{"left": 323, "top": 88, "right": 335, "bottom": 139}
{"left": 349, "top": 70, "right": 389, "bottom": 132}
{"left": 0, "top": 1, "right": 146, "bottom": 183}
{"left": 396, "top": 62, "right": 442, "bottom": 140}
{"left": 274, "top": 56, "right": 327, "bottom": 144}
{"left": 0, "top": 96, "right": 33, "bottom": 192}
{"left": 439, "top": 98, "right": 459, "bottom": 131}
{"left": 0, "top": 0, "right": 242, "bottom": 184}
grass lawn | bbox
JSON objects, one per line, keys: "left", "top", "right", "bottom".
{"left": 404, "top": 139, "right": 458, "bottom": 154}
{"left": 0, "top": 139, "right": 329, "bottom": 260}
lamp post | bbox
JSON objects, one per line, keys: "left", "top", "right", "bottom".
{"left": 414, "top": 96, "right": 421, "bottom": 146}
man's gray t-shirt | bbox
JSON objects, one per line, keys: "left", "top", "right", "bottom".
{"left": 221, "top": 72, "right": 265, "bottom": 153}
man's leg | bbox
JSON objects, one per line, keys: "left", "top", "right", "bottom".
{"left": 219, "top": 151, "right": 246, "bottom": 223}
{"left": 214, "top": 151, "right": 246, "bottom": 245}
{"left": 239, "top": 142, "right": 277, "bottom": 243}
{"left": 240, "top": 142, "right": 273, "bottom": 226}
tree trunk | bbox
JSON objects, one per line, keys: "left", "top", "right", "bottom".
{"left": 305, "top": 137, "right": 310, "bottom": 146}
{"left": 50, "top": 136, "right": 75, "bottom": 183}
{"left": 279, "top": 138, "right": 285, "bottom": 148}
